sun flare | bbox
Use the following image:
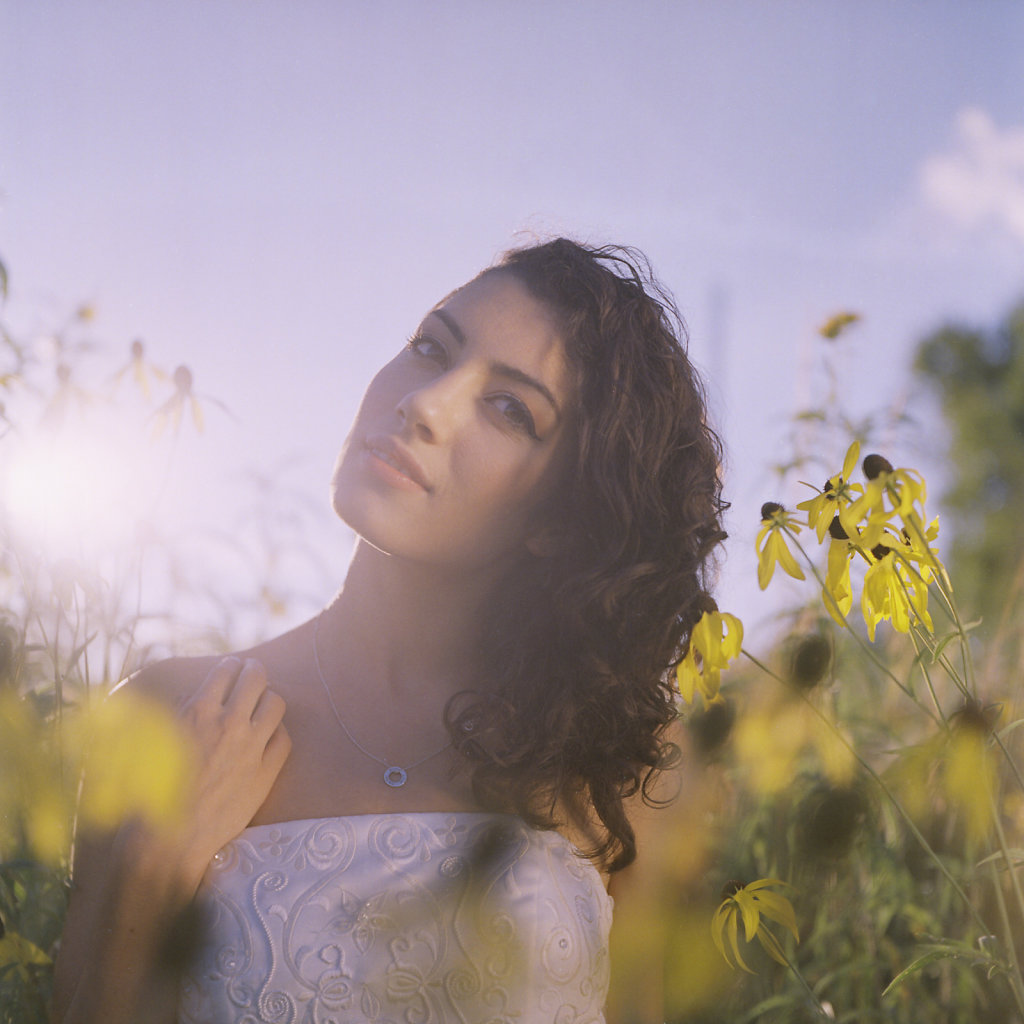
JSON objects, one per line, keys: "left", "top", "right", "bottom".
{"left": 2, "top": 418, "right": 151, "bottom": 560}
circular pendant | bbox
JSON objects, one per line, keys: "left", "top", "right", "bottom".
{"left": 384, "top": 766, "right": 408, "bottom": 787}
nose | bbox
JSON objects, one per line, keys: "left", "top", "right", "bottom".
{"left": 396, "top": 370, "right": 467, "bottom": 444}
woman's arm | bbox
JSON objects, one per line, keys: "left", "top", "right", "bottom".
{"left": 51, "top": 656, "right": 291, "bottom": 1024}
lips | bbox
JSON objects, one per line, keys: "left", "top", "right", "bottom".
{"left": 364, "top": 435, "right": 432, "bottom": 491}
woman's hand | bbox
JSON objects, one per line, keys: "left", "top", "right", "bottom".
{"left": 51, "top": 656, "right": 291, "bottom": 1024}
{"left": 173, "top": 656, "right": 292, "bottom": 873}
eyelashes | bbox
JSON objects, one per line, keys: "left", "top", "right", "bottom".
{"left": 403, "top": 333, "right": 540, "bottom": 440}
{"left": 405, "top": 333, "right": 449, "bottom": 368}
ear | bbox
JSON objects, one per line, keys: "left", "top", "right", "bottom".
{"left": 526, "top": 526, "right": 562, "bottom": 558}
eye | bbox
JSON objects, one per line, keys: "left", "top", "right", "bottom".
{"left": 488, "top": 393, "right": 539, "bottom": 440}
{"left": 405, "top": 333, "right": 449, "bottom": 368}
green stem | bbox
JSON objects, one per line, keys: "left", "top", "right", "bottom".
{"left": 987, "top": 781, "right": 1024, "bottom": 969}
{"left": 777, "top": 946, "right": 832, "bottom": 1020}
{"left": 785, "top": 528, "right": 939, "bottom": 723}
{"left": 743, "top": 644, "right": 992, "bottom": 938}
{"left": 907, "top": 627, "right": 948, "bottom": 725}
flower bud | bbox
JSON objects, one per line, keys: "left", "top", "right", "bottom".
{"left": 951, "top": 698, "right": 999, "bottom": 737}
{"left": 796, "top": 782, "right": 868, "bottom": 860}
{"left": 173, "top": 365, "right": 193, "bottom": 393}
{"left": 760, "top": 501, "right": 784, "bottom": 521}
{"left": 788, "top": 633, "right": 833, "bottom": 690}
{"left": 688, "top": 698, "right": 735, "bottom": 757}
{"left": 862, "top": 454, "right": 893, "bottom": 480}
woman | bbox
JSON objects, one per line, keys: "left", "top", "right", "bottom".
{"left": 52, "top": 238, "right": 726, "bottom": 1023}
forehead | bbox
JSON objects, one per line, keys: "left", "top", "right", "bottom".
{"left": 432, "top": 270, "right": 575, "bottom": 403}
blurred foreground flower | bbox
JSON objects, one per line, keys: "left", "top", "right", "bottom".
{"left": 0, "top": 689, "right": 189, "bottom": 863}
{"left": 889, "top": 701, "right": 1000, "bottom": 844}
{"left": 734, "top": 696, "right": 856, "bottom": 793}
{"left": 677, "top": 608, "right": 743, "bottom": 706}
{"left": 712, "top": 878, "right": 799, "bottom": 972}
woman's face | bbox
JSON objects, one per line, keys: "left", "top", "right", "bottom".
{"left": 331, "top": 271, "right": 576, "bottom": 576}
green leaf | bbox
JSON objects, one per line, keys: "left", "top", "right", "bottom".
{"left": 997, "top": 718, "right": 1024, "bottom": 742}
{"left": 881, "top": 943, "right": 994, "bottom": 997}
{"left": 930, "top": 630, "right": 960, "bottom": 664}
{"left": 976, "top": 848, "right": 1024, "bottom": 871}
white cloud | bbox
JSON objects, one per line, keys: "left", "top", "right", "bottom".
{"left": 920, "top": 107, "right": 1024, "bottom": 244}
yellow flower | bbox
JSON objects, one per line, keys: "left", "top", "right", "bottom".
{"left": 734, "top": 698, "right": 855, "bottom": 793}
{"left": 823, "top": 538, "right": 854, "bottom": 624}
{"left": 676, "top": 610, "right": 744, "bottom": 706}
{"left": 711, "top": 878, "right": 799, "bottom": 972}
{"left": 844, "top": 454, "right": 928, "bottom": 538}
{"left": 861, "top": 550, "right": 932, "bottom": 642}
{"left": 818, "top": 311, "right": 860, "bottom": 339}
{"left": 889, "top": 703, "right": 999, "bottom": 844}
{"left": 797, "top": 441, "right": 862, "bottom": 544}
{"left": 756, "top": 503, "right": 805, "bottom": 590}
{"left": 0, "top": 688, "right": 188, "bottom": 864}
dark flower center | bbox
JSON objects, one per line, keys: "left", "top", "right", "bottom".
{"left": 863, "top": 454, "right": 894, "bottom": 480}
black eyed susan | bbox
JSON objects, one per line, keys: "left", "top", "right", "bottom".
{"left": 797, "top": 441, "right": 863, "bottom": 544}
{"left": 756, "top": 503, "right": 805, "bottom": 590}
{"left": 860, "top": 548, "right": 933, "bottom": 642}
{"left": 711, "top": 878, "right": 799, "bottom": 972}
{"left": 676, "top": 608, "right": 744, "bottom": 706}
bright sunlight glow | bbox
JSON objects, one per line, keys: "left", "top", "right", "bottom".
{"left": 2, "top": 416, "right": 151, "bottom": 560}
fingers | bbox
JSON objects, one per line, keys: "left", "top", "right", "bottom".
{"left": 224, "top": 659, "right": 271, "bottom": 721}
{"left": 251, "top": 687, "right": 287, "bottom": 737}
{"left": 187, "top": 658, "right": 287, "bottom": 741}
{"left": 262, "top": 723, "right": 292, "bottom": 776}
{"left": 196, "top": 655, "right": 244, "bottom": 706}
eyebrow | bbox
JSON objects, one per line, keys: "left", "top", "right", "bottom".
{"left": 428, "top": 308, "right": 563, "bottom": 422}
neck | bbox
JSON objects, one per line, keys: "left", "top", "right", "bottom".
{"left": 316, "top": 539, "right": 503, "bottom": 701}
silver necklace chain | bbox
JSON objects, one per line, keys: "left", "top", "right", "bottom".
{"left": 312, "top": 613, "right": 453, "bottom": 788}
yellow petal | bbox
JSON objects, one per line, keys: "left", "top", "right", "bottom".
{"left": 752, "top": 890, "right": 799, "bottom": 943}
{"left": 841, "top": 440, "right": 861, "bottom": 482}
{"left": 734, "top": 888, "right": 761, "bottom": 942}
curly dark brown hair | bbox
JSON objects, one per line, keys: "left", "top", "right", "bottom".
{"left": 446, "top": 238, "right": 728, "bottom": 872}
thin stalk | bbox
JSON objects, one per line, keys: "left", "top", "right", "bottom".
{"left": 899, "top": 510, "right": 976, "bottom": 693}
{"left": 744, "top": 643, "right": 992, "bottom": 938}
{"left": 992, "top": 730, "right": 1024, "bottom": 799}
{"left": 986, "top": 785, "right": 1024, "bottom": 1011}
{"left": 988, "top": 857, "right": 1024, "bottom": 1015}
{"left": 777, "top": 946, "right": 832, "bottom": 1020}
{"left": 906, "top": 620, "right": 972, "bottom": 703}
{"left": 785, "top": 528, "right": 938, "bottom": 723}
{"left": 907, "top": 627, "right": 948, "bottom": 725}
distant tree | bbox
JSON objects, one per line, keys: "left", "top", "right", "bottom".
{"left": 914, "top": 301, "right": 1024, "bottom": 671}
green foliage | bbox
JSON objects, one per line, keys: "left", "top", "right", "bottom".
{"left": 914, "top": 302, "right": 1024, "bottom": 659}
{"left": 668, "top": 302, "right": 1024, "bottom": 1022}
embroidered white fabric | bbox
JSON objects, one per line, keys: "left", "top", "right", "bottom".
{"left": 179, "top": 812, "right": 613, "bottom": 1023}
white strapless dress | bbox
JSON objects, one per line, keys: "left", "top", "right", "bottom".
{"left": 179, "top": 812, "right": 613, "bottom": 1023}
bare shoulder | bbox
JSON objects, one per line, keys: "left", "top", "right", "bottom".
{"left": 113, "top": 622, "right": 311, "bottom": 709}
{"left": 112, "top": 653, "right": 223, "bottom": 710}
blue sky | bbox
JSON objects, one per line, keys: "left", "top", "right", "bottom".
{"left": 2, "top": 1, "right": 1023, "bottom": 637}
